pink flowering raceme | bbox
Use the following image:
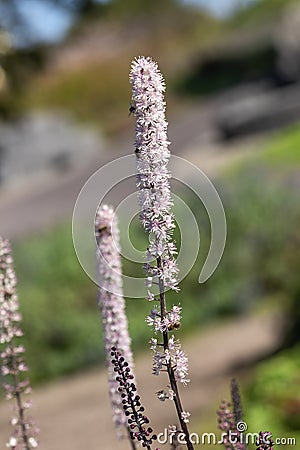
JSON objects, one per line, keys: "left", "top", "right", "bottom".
{"left": 130, "top": 55, "right": 179, "bottom": 292}
{"left": 0, "top": 236, "right": 39, "bottom": 450}
{"left": 130, "top": 56, "right": 193, "bottom": 450}
{"left": 95, "top": 205, "right": 135, "bottom": 438}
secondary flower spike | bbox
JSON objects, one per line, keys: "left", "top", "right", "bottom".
{"left": 96, "top": 205, "right": 135, "bottom": 437}
{"left": 130, "top": 56, "right": 179, "bottom": 292}
{"left": 111, "top": 347, "right": 157, "bottom": 450}
{"left": 0, "top": 236, "right": 39, "bottom": 449}
{"left": 217, "top": 399, "right": 245, "bottom": 450}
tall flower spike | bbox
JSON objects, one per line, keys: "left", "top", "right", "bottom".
{"left": 130, "top": 56, "right": 193, "bottom": 450}
{"left": 130, "top": 56, "right": 179, "bottom": 292}
{"left": 0, "top": 236, "right": 39, "bottom": 450}
{"left": 96, "top": 205, "right": 135, "bottom": 439}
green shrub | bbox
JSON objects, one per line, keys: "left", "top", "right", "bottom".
{"left": 245, "top": 344, "right": 300, "bottom": 444}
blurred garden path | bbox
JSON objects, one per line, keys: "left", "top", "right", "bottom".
{"left": 0, "top": 100, "right": 265, "bottom": 240}
{"left": 0, "top": 311, "right": 280, "bottom": 449}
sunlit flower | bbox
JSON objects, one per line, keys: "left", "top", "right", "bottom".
{"left": 181, "top": 411, "right": 191, "bottom": 423}
{"left": 130, "top": 55, "right": 191, "bottom": 442}
{"left": 150, "top": 334, "right": 189, "bottom": 385}
{"left": 130, "top": 56, "right": 179, "bottom": 292}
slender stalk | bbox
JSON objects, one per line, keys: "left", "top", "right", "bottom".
{"left": 157, "top": 257, "right": 194, "bottom": 450}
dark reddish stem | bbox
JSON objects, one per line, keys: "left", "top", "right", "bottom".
{"left": 157, "top": 256, "right": 194, "bottom": 450}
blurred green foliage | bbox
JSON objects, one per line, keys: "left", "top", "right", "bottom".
{"left": 260, "top": 124, "right": 300, "bottom": 166}
{"left": 4, "top": 0, "right": 298, "bottom": 130}
{"left": 1, "top": 0, "right": 299, "bottom": 129}
{"left": 0, "top": 1, "right": 220, "bottom": 132}
{"left": 21, "top": 5, "right": 219, "bottom": 135}
{"left": 245, "top": 344, "right": 300, "bottom": 446}
{"left": 230, "top": 0, "right": 299, "bottom": 28}
{"left": 24, "top": 59, "right": 133, "bottom": 135}
{"left": 0, "top": 47, "right": 47, "bottom": 119}
{"left": 12, "top": 226, "right": 102, "bottom": 383}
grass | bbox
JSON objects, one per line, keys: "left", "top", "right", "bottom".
{"left": 229, "top": 0, "right": 299, "bottom": 29}
{"left": 260, "top": 125, "right": 300, "bottom": 166}
{"left": 225, "top": 124, "right": 300, "bottom": 177}
{"left": 245, "top": 344, "right": 300, "bottom": 447}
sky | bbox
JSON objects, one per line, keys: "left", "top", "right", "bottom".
{"left": 183, "top": 0, "right": 254, "bottom": 17}
{"left": 17, "top": 0, "right": 74, "bottom": 45}
{"left": 15, "top": 0, "right": 256, "bottom": 45}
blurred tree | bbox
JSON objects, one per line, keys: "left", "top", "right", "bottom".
{"left": 0, "top": 0, "right": 181, "bottom": 45}
{"left": 0, "top": 0, "right": 104, "bottom": 44}
{"left": 0, "top": 0, "right": 185, "bottom": 119}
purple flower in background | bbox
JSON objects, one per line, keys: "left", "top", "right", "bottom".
{"left": 217, "top": 400, "right": 242, "bottom": 450}
{"left": 0, "top": 236, "right": 39, "bottom": 450}
{"left": 95, "top": 205, "right": 134, "bottom": 437}
{"left": 256, "top": 431, "right": 274, "bottom": 450}
{"left": 217, "top": 381, "right": 245, "bottom": 450}
{"left": 218, "top": 381, "right": 273, "bottom": 450}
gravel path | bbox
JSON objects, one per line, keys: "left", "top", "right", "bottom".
{"left": 0, "top": 312, "right": 280, "bottom": 449}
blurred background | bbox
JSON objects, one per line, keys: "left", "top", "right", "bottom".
{"left": 0, "top": 0, "right": 299, "bottom": 448}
